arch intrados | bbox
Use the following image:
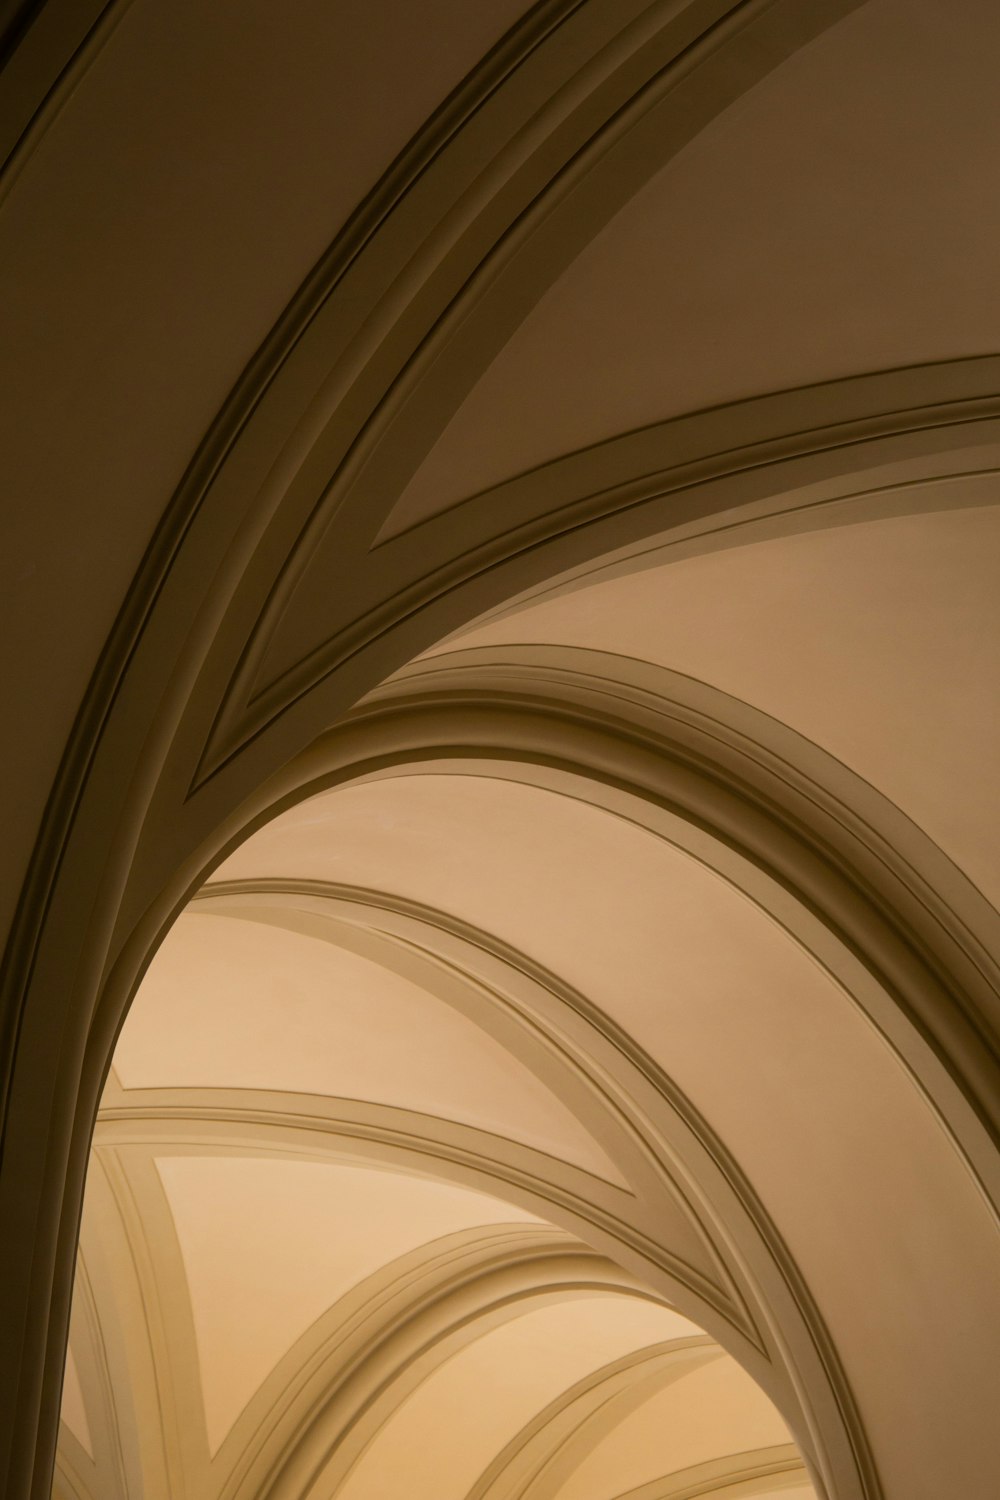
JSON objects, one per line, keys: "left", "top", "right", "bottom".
{"left": 256, "top": 752, "right": 998, "bottom": 1208}
{"left": 118, "top": 646, "right": 998, "bottom": 1175}
{"left": 7, "top": 5, "right": 998, "bottom": 1498}
{"left": 71, "top": 640, "right": 924, "bottom": 1500}
{"left": 264, "top": 1280, "right": 713, "bottom": 1500}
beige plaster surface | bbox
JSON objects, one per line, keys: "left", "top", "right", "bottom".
{"left": 118, "top": 911, "right": 616, "bottom": 1177}
{"left": 333, "top": 1294, "right": 705, "bottom": 1500}
{"left": 434, "top": 505, "right": 1000, "bottom": 907}
{"left": 155, "top": 1153, "right": 539, "bottom": 1450}
{"left": 218, "top": 768, "right": 1000, "bottom": 1497}
{"left": 9, "top": 3, "right": 994, "bottom": 1498}
{"left": 0, "top": 0, "right": 529, "bottom": 942}
{"left": 557, "top": 1356, "right": 793, "bottom": 1500}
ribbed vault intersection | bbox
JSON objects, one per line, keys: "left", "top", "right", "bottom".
{"left": 0, "top": 3, "right": 996, "bottom": 1498}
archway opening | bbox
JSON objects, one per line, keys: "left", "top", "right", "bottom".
{"left": 54, "top": 768, "right": 825, "bottom": 1500}
{"left": 55, "top": 500, "right": 1000, "bottom": 1500}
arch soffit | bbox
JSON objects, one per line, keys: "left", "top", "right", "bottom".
{"left": 3, "top": 0, "right": 985, "bottom": 1150}
{"left": 3, "top": 5, "right": 995, "bottom": 1499}
{"left": 228, "top": 1244, "right": 702, "bottom": 1500}
{"left": 77, "top": 1129, "right": 710, "bottom": 1500}
{"left": 85, "top": 614, "right": 1000, "bottom": 1500}
{"left": 40, "top": 0, "right": 880, "bottom": 925}
{"left": 304, "top": 1335, "right": 722, "bottom": 1500}
{"left": 87, "top": 600, "right": 1000, "bottom": 1500}
{"left": 198, "top": 643, "right": 1000, "bottom": 1176}
{"left": 0, "top": 0, "right": 883, "bottom": 1275}
{"left": 206, "top": 1226, "right": 665, "bottom": 1499}
{"left": 463, "top": 1348, "right": 794, "bottom": 1500}
{"left": 176, "top": 862, "right": 858, "bottom": 1491}
{"left": 105, "top": 824, "right": 903, "bottom": 1499}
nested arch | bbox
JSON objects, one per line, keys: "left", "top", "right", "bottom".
{"left": 177, "top": 634, "right": 1000, "bottom": 1498}
{"left": 62, "top": 507, "right": 1000, "bottom": 1500}
{"left": 2, "top": 3, "right": 998, "bottom": 1497}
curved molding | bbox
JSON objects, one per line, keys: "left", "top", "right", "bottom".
{"left": 92, "top": 1145, "right": 208, "bottom": 1489}
{"left": 189, "top": 878, "right": 867, "bottom": 1498}
{"left": 200, "top": 0, "right": 868, "bottom": 771}
{"left": 376, "top": 357, "right": 1000, "bottom": 543}
{"left": 59, "top": 1255, "right": 128, "bottom": 1500}
{"left": 3, "top": 6, "right": 970, "bottom": 1498}
{"left": 303, "top": 645, "right": 1000, "bottom": 1169}
{"left": 96, "top": 1090, "right": 738, "bottom": 1344}
{"left": 78, "top": 1116, "right": 782, "bottom": 1500}
{"left": 182, "top": 888, "right": 745, "bottom": 1280}
{"left": 247, "top": 360, "right": 1000, "bottom": 761}
{"left": 80, "top": 1134, "right": 669, "bottom": 1500}
{"left": 64, "top": 1149, "right": 176, "bottom": 1499}
{"left": 209, "top": 1225, "right": 620, "bottom": 1497}
{"left": 467, "top": 1341, "right": 724, "bottom": 1500}
{"left": 0, "top": 0, "right": 130, "bottom": 206}
{"left": 213, "top": 1224, "right": 668, "bottom": 1500}
{"left": 609, "top": 1444, "right": 807, "bottom": 1500}
{"left": 164, "top": 627, "right": 1000, "bottom": 1499}
{"left": 50, "top": 1452, "right": 95, "bottom": 1500}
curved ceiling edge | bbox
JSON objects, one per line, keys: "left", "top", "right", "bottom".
{"left": 204, "top": 1226, "right": 614, "bottom": 1492}
{"left": 179, "top": 0, "right": 867, "bottom": 780}
{"left": 196, "top": 362, "right": 1000, "bottom": 797}
{"left": 606, "top": 1445, "right": 807, "bottom": 1500}
{"left": 310, "top": 649, "right": 1000, "bottom": 1170}
{"left": 217, "top": 1234, "right": 676, "bottom": 1500}
{"left": 465, "top": 1343, "right": 732, "bottom": 1500}
{"left": 372, "top": 355, "right": 1000, "bottom": 547}
{"left": 99, "top": 1094, "right": 735, "bottom": 1352}
{"left": 180, "top": 899, "right": 671, "bottom": 1201}
{"left": 0, "top": 0, "right": 126, "bottom": 202}
{"left": 0, "top": 0, "right": 591, "bottom": 1136}
{"left": 192, "top": 877, "right": 876, "bottom": 1500}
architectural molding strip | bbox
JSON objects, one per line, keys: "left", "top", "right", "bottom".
{"left": 210, "top": 1224, "right": 669, "bottom": 1500}
{"left": 375, "top": 356, "right": 1000, "bottom": 544}
{"left": 0, "top": 0, "right": 593, "bottom": 1143}
{"left": 185, "top": 0, "right": 868, "bottom": 777}
{"left": 94, "top": 1094, "right": 735, "bottom": 1339}
{"left": 607, "top": 1443, "right": 808, "bottom": 1500}
{"left": 0, "top": 0, "right": 130, "bottom": 206}
{"left": 62, "top": 1255, "right": 128, "bottom": 1500}
{"left": 468, "top": 1341, "right": 723, "bottom": 1500}
{"left": 244, "top": 362, "right": 1000, "bottom": 754}
{"left": 211, "top": 1226, "right": 615, "bottom": 1497}
{"left": 168, "top": 896, "right": 760, "bottom": 1321}
{"left": 444, "top": 460, "right": 1000, "bottom": 631}
{"left": 94, "top": 1145, "right": 208, "bottom": 1490}
{"left": 315, "top": 646, "right": 1000, "bottom": 1170}
{"left": 191, "top": 878, "right": 873, "bottom": 1499}
{"left": 69, "top": 1150, "right": 173, "bottom": 1499}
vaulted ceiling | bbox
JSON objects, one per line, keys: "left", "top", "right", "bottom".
{"left": 1, "top": 4, "right": 998, "bottom": 1500}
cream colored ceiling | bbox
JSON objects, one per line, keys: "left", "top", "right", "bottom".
{"left": 550, "top": 1354, "right": 792, "bottom": 1500}
{"left": 8, "top": 2, "right": 992, "bottom": 1500}
{"left": 330, "top": 1297, "right": 716, "bottom": 1500}
{"left": 61, "top": 1125, "right": 807, "bottom": 1500}
{"left": 427, "top": 503, "right": 1000, "bottom": 906}
{"left": 58, "top": 762, "right": 833, "bottom": 1498}
{"left": 156, "top": 1153, "right": 544, "bottom": 1453}
{"left": 206, "top": 762, "right": 1000, "bottom": 1500}
{"left": 116, "top": 912, "right": 618, "bottom": 1179}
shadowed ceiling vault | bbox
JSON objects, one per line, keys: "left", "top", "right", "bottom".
{"left": 0, "top": 3, "right": 998, "bottom": 1499}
